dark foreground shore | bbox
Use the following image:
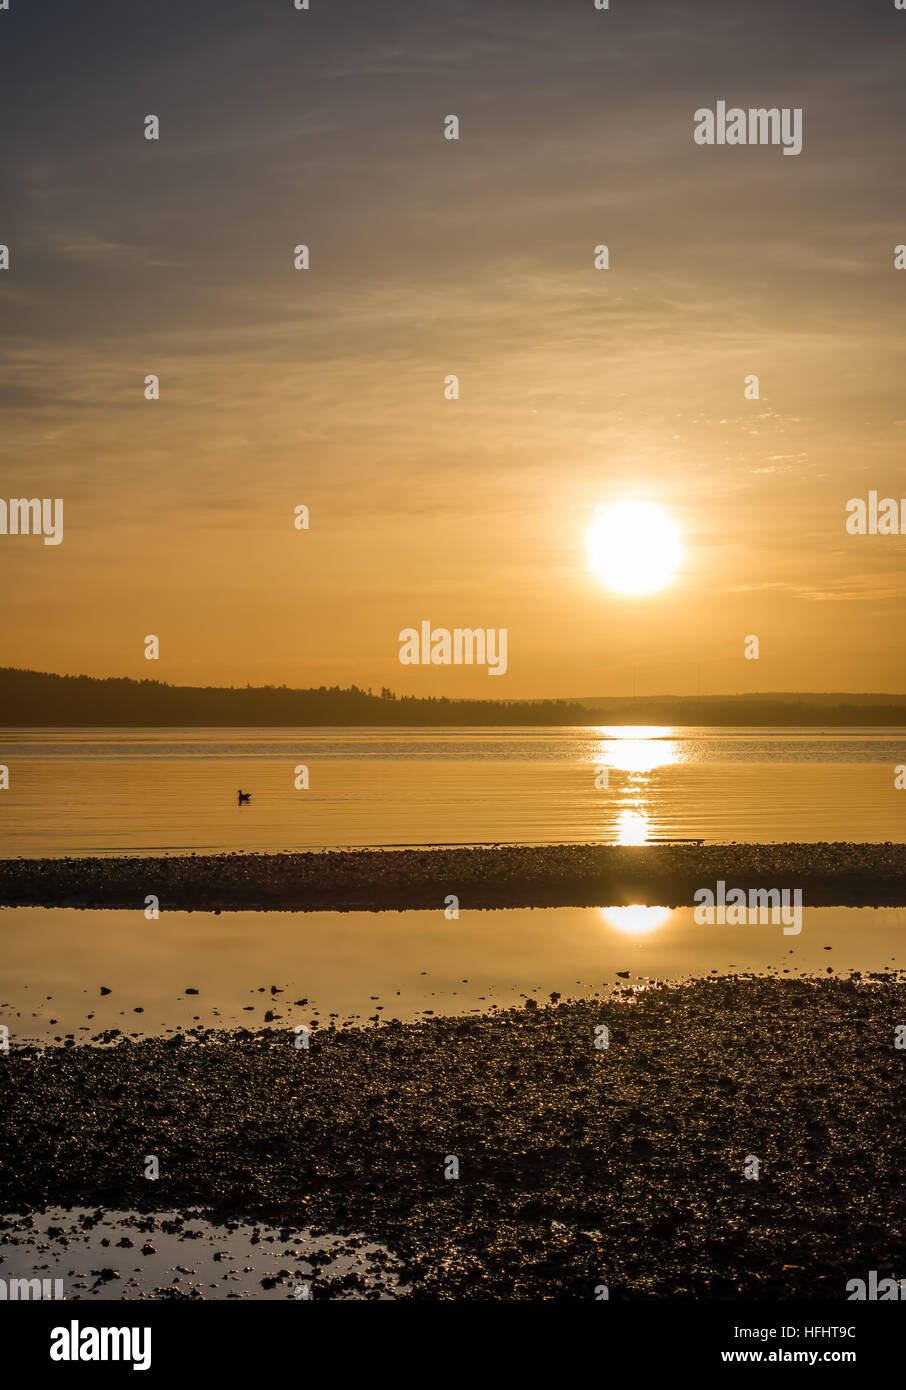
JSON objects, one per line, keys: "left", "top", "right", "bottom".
{"left": 2, "top": 976, "right": 904, "bottom": 1299}
{"left": 1, "top": 841, "right": 905, "bottom": 910}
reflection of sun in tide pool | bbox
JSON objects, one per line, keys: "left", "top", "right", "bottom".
{"left": 600, "top": 906, "right": 672, "bottom": 936}
{"left": 587, "top": 502, "right": 682, "bottom": 596}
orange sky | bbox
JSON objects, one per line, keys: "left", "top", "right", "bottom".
{"left": 2, "top": 0, "right": 905, "bottom": 697}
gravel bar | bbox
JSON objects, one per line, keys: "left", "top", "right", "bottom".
{"left": 0, "top": 842, "right": 904, "bottom": 910}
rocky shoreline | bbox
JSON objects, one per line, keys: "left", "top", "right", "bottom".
{"left": 1, "top": 841, "right": 905, "bottom": 911}
{"left": 2, "top": 976, "right": 904, "bottom": 1299}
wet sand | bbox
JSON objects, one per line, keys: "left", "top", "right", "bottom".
{"left": 2, "top": 976, "right": 905, "bottom": 1299}
{"left": 1, "top": 841, "right": 905, "bottom": 910}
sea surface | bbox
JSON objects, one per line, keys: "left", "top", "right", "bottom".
{"left": 0, "top": 726, "right": 903, "bottom": 856}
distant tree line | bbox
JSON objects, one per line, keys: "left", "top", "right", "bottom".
{"left": 0, "top": 667, "right": 904, "bottom": 727}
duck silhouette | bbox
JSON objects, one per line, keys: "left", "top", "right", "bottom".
{"left": 237, "top": 789, "right": 252, "bottom": 804}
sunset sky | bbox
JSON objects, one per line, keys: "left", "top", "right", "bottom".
{"left": 2, "top": 0, "right": 905, "bottom": 698}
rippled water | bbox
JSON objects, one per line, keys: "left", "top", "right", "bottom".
{"left": 1, "top": 726, "right": 904, "bottom": 855}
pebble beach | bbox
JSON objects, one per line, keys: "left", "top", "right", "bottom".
{"left": 2, "top": 976, "right": 905, "bottom": 1299}
{"left": 2, "top": 841, "right": 905, "bottom": 910}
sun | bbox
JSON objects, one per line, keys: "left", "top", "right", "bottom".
{"left": 587, "top": 501, "right": 682, "bottom": 595}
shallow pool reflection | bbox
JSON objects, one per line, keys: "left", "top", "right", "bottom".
{"left": 599, "top": 905, "right": 673, "bottom": 936}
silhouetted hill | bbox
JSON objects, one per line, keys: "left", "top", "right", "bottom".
{"left": 0, "top": 668, "right": 585, "bottom": 726}
{"left": 1, "top": 668, "right": 905, "bottom": 727}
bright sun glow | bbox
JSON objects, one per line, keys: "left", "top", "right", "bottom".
{"left": 599, "top": 905, "right": 672, "bottom": 936}
{"left": 594, "top": 727, "right": 679, "bottom": 773}
{"left": 616, "top": 810, "right": 649, "bottom": 845}
{"left": 587, "top": 502, "right": 682, "bottom": 595}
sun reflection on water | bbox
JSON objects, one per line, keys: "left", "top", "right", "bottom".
{"left": 592, "top": 727, "right": 680, "bottom": 774}
{"left": 599, "top": 905, "right": 673, "bottom": 936}
{"left": 616, "top": 809, "right": 649, "bottom": 844}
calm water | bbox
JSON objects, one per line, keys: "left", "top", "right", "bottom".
{"left": 1, "top": 726, "right": 905, "bottom": 856}
{"left": 2, "top": 904, "right": 904, "bottom": 1042}
{"left": 0, "top": 1207, "right": 403, "bottom": 1301}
